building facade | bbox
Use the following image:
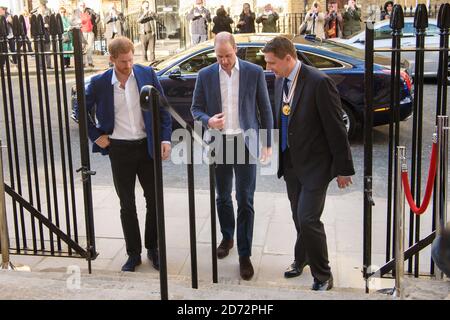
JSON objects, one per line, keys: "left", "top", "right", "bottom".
{"left": 7, "top": 0, "right": 448, "bottom": 40}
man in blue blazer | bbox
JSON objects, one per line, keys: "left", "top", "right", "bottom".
{"left": 191, "top": 32, "right": 273, "bottom": 280}
{"left": 85, "top": 37, "right": 172, "bottom": 272}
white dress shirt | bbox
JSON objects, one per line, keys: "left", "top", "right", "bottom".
{"left": 219, "top": 60, "right": 241, "bottom": 135}
{"left": 109, "top": 70, "right": 147, "bottom": 141}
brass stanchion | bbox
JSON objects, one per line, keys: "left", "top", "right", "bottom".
{"left": 435, "top": 115, "right": 449, "bottom": 280}
{"left": 394, "top": 146, "right": 406, "bottom": 299}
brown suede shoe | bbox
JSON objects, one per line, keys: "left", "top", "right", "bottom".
{"left": 239, "top": 256, "right": 254, "bottom": 281}
{"left": 217, "top": 239, "right": 234, "bottom": 259}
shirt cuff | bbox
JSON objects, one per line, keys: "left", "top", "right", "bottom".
{"left": 162, "top": 141, "right": 171, "bottom": 145}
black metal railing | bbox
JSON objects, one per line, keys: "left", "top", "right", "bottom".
{"left": 140, "top": 85, "right": 219, "bottom": 300}
{"left": 0, "top": 13, "right": 97, "bottom": 271}
{"left": 363, "top": 3, "right": 449, "bottom": 293}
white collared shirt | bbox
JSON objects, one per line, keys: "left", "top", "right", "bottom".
{"left": 109, "top": 69, "right": 147, "bottom": 140}
{"left": 219, "top": 60, "right": 241, "bottom": 135}
{"left": 285, "top": 60, "right": 301, "bottom": 94}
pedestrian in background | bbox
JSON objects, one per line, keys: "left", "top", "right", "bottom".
{"left": 303, "top": 1, "right": 325, "bottom": 39}
{"left": 59, "top": 6, "right": 73, "bottom": 68}
{"left": 212, "top": 7, "right": 233, "bottom": 35}
{"left": 104, "top": 3, "right": 126, "bottom": 50}
{"left": 186, "top": 0, "right": 211, "bottom": 45}
{"left": 381, "top": 1, "right": 394, "bottom": 21}
{"left": 137, "top": 0, "right": 157, "bottom": 62}
{"left": 236, "top": 3, "right": 255, "bottom": 34}
{"left": 0, "top": 5, "right": 15, "bottom": 66}
{"left": 32, "top": 0, "right": 53, "bottom": 69}
{"left": 21, "top": 8, "right": 33, "bottom": 52}
{"left": 256, "top": 4, "right": 278, "bottom": 33}
{"left": 342, "top": 0, "right": 362, "bottom": 38}
{"left": 72, "top": 1, "right": 98, "bottom": 67}
{"left": 324, "top": 0, "right": 343, "bottom": 39}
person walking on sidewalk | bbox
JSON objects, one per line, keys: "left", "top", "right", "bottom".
{"left": 85, "top": 37, "right": 172, "bottom": 272}
{"left": 262, "top": 36, "right": 354, "bottom": 291}
{"left": 186, "top": 0, "right": 211, "bottom": 45}
{"left": 191, "top": 32, "right": 273, "bottom": 281}
{"left": 137, "top": 0, "right": 157, "bottom": 62}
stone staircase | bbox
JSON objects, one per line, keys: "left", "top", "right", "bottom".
{"left": 1, "top": 266, "right": 448, "bottom": 300}
{"left": 0, "top": 268, "right": 391, "bottom": 300}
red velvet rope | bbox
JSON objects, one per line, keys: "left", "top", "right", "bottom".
{"left": 401, "top": 142, "right": 438, "bottom": 215}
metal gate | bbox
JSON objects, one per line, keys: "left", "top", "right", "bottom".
{"left": 0, "top": 14, "right": 97, "bottom": 271}
{"left": 363, "top": 4, "right": 449, "bottom": 292}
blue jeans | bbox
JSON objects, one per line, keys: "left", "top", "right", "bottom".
{"left": 214, "top": 135, "right": 256, "bottom": 257}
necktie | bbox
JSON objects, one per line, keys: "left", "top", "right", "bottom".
{"left": 281, "top": 78, "right": 289, "bottom": 153}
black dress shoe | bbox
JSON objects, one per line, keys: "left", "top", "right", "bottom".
{"left": 147, "top": 248, "right": 160, "bottom": 270}
{"left": 239, "top": 256, "right": 254, "bottom": 281}
{"left": 217, "top": 239, "right": 234, "bottom": 259}
{"left": 312, "top": 274, "right": 333, "bottom": 291}
{"left": 284, "top": 261, "right": 308, "bottom": 278}
{"left": 121, "top": 255, "right": 142, "bottom": 272}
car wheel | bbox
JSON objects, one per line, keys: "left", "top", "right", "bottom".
{"left": 341, "top": 104, "right": 356, "bottom": 139}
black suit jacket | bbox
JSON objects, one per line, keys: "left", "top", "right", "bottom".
{"left": 275, "top": 63, "right": 355, "bottom": 189}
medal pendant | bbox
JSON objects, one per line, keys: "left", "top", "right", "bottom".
{"left": 282, "top": 104, "right": 291, "bottom": 116}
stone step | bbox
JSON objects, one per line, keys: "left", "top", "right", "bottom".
{"left": 0, "top": 269, "right": 390, "bottom": 300}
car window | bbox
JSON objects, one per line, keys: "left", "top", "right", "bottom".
{"left": 402, "top": 23, "right": 416, "bottom": 37}
{"left": 426, "top": 24, "right": 440, "bottom": 36}
{"left": 374, "top": 25, "right": 392, "bottom": 40}
{"left": 245, "top": 47, "right": 267, "bottom": 69}
{"left": 178, "top": 50, "right": 217, "bottom": 74}
{"left": 375, "top": 22, "right": 441, "bottom": 40}
{"left": 175, "top": 48, "right": 246, "bottom": 75}
{"left": 301, "top": 52, "right": 343, "bottom": 69}
{"left": 245, "top": 46, "right": 312, "bottom": 70}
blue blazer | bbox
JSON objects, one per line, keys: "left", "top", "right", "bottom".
{"left": 190, "top": 59, "right": 273, "bottom": 159}
{"left": 85, "top": 64, "right": 172, "bottom": 158}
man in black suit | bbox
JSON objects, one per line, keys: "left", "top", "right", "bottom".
{"left": 262, "top": 36, "right": 355, "bottom": 291}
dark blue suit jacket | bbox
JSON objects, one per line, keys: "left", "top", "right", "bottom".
{"left": 190, "top": 59, "right": 273, "bottom": 159}
{"left": 85, "top": 64, "right": 172, "bottom": 158}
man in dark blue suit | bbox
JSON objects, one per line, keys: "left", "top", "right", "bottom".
{"left": 191, "top": 32, "right": 273, "bottom": 280}
{"left": 85, "top": 37, "right": 172, "bottom": 272}
{"left": 263, "top": 36, "right": 354, "bottom": 290}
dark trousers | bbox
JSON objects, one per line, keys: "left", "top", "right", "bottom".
{"left": 283, "top": 148, "right": 331, "bottom": 282}
{"left": 214, "top": 135, "right": 256, "bottom": 257}
{"left": 140, "top": 33, "right": 155, "bottom": 62}
{"left": 109, "top": 138, "right": 158, "bottom": 257}
{"left": 8, "top": 38, "right": 17, "bottom": 64}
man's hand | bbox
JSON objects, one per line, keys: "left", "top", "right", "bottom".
{"left": 161, "top": 143, "right": 171, "bottom": 160}
{"left": 260, "top": 147, "right": 272, "bottom": 164}
{"left": 95, "top": 135, "right": 110, "bottom": 149}
{"left": 207, "top": 113, "right": 225, "bottom": 130}
{"left": 336, "top": 175, "right": 352, "bottom": 189}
